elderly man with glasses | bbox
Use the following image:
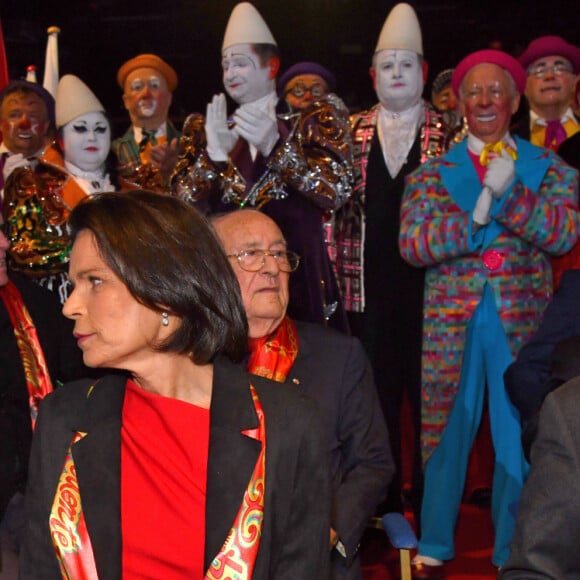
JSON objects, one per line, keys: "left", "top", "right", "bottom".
{"left": 518, "top": 35, "right": 580, "bottom": 151}
{"left": 213, "top": 208, "right": 394, "bottom": 580}
{"left": 399, "top": 48, "right": 578, "bottom": 576}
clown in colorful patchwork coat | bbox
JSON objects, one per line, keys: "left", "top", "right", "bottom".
{"left": 399, "top": 49, "right": 579, "bottom": 572}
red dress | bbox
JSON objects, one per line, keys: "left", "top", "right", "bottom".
{"left": 121, "top": 379, "right": 210, "bottom": 578}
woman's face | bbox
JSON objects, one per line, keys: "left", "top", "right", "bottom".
{"left": 62, "top": 230, "right": 166, "bottom": 370}
{"left": 62, "top": 111, "right": 110, "bottom": 172}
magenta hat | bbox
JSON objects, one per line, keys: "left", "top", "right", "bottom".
{"left": 452, "top": 49, "right": 527, "bottom": 96}
{"left": 519, "top": 35, "right": 580, "bottom": 74}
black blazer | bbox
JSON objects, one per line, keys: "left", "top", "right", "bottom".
{"left": 288, "top": 321, "right": 394, "bottom": 579}
{"left": 20, "top": 357, "right": 331, "bottom": 579}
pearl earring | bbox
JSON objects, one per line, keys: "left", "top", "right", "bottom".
{"left": 161, "top": 312, "right": 169, "bottom": 326}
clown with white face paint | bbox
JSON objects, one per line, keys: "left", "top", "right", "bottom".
{"left": 333, "top": 3, "right": 451, "bottom": 535}
{"left": 173, "top": 1, "right": 353, "bottom": 338}
{"left": 2, "top": 75, "right": 117, "bottom": 302}
{"left": 62, "top": 112, "right": 110, "bottom": 175}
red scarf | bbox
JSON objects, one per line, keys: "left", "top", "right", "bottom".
{"left": 0, "top": 279, "right": 53, "bottom": 430}
{"left": 247, "top": 316, "right": 299, "bottom": 383}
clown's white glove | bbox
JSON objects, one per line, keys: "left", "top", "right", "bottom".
{"left": 233, "top": 105, "right": 279, "bottom": 157}
{"left": 483, "top": 149, "right": 515, "bottom": 199}
{"left": 472, "top": 187, "right": 493, "bottom": 227}
{"left": 3, "top": 153, "right": 33, "bottom": 182}
{"left": 205, "top": 94, "right": 238, "bottom": 162}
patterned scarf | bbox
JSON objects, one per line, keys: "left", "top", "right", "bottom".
{"left": 0, "top": 280, "right": 53, "bottom": 430}
{"left": 50, "top": 431, "right": 98, "bottom": 580}
{"left": 205, "top": 384, "right": 266, "bottom": 579}
{"left": 247, "top": 316, "right": 299, "bottom": 382}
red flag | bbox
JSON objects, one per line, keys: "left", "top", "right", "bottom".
{"left": 0, "top": 17, "right": 9, "bottom": 92}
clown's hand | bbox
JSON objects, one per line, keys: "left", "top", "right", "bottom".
{"left": 205, "top": 93, "right": 238, "bottom": 162}
{"left": 233, "top": 105, "right": 279, "bottom": 157}
{"left": 483, "top": 149, "right": 515, "bottom": 199}
{"left": 473, "top": 186, "right": 493, "bottom": 227}
{"left": 3, "top": 153, "right": 33, "bottom": 182}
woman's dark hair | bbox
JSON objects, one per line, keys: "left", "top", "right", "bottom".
{"left": 67, "top": 190, "right": 248, "bottom": 364}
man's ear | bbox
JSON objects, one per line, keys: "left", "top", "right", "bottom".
{"left": 369, "top": 66, "right": 377, "bottom": 91}
{"left": 268, "top": 57, "right": 280, "bottom": 80}
{"left": 511, "top": 93, "right": 521, "bottom": 115}
{"left": 57, "top": 134, "right": 65, "bottom": 151}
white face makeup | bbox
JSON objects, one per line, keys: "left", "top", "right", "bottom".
{"left": 222, "top": 44, "right": 273, "bottom": 105}
{"left": 62, "top": 111, "right": 110, "bottom": 172}
{"left": 373, "top": 49, "right": 424, "bottom": 112}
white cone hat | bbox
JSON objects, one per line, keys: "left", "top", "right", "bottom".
{"left": 222, "top": 2, "right": 276, "bottom": 51}
{"left": 56, "top": 74, "right": 105, "bottom": 128}
{"left": 375, "top": 3, "right": 423, "bottom": 56}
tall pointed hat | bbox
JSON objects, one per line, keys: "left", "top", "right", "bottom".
{"left": 375, "top": 3, "right": 423, "bottom": 56}
{"left": 56, "top": 74, "right": 104, "bottom": 128}
{"left": 222, "top": 2, "right": 276, "bottom": 51}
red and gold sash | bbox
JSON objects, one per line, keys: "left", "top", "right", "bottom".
{"left": 0, "top": 279, "right": 53, "bottom": 430}
{"left": 205, "top": 384, "right": 266, "bottom": 579}
{"left": 50, "top": 431, "right": 98, "bottom": 580}
{"left": 247, "top": 316, "right": 299, "bottom": 383}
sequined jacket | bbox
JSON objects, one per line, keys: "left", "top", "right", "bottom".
{"left": 170, "top": 94, "right": 353, "bottom": 214}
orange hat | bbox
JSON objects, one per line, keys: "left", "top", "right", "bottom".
{"left": 117, "top": 54, "right": 178, "bottom": 92}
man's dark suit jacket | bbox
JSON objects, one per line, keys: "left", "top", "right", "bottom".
{"left": 500, "top": 377, "right": 580, "bottom": 579}
{"left": 285, "top": 321, "right": 394, "bottom": 580}
{"left": 504, "top": 269, "right": 580, "bottom": 423}
{"left": 20, "top": 357, "right": 331, "bottom": 579}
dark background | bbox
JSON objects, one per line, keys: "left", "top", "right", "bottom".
{"left": 2, "top": 0, "right": 578, "bottom": 135}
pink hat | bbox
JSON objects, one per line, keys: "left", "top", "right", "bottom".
{"left": 519, "top": 35, "right": 580, "bottom": 74}
{"left": 452, "top": 49, "right": 527, "bottom": 96}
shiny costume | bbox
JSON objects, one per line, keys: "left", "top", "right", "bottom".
{"left": 171, "top": 94, "right": 353, "bottom": 330}
{"left": 399, "top": 137, "right": 579, "bottom": 565}
{"left": 112, "top": 123, "right": 181, "bottom": 193}
{"left": 2, "top": 146, "right": 113, "bottom": 302}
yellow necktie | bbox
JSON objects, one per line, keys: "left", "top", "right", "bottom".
{"left": 479, "top": 142, "right": 518, "bottom": 166}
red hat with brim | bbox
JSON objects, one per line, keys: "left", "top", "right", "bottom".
{"left": 519, "top": 35, "right": 580, "bottom": 74}
{"left": 451, "top": 49, "right": 527, "bottom": 97}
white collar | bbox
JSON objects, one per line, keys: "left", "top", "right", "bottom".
{"left": 64, "top": 161, "right": 106, "bottom": 181}
{"left": 133, "top": 122, "right": 168, "bottom": 144}
{"left": 530, "top": 107, "right": 578, "bottom": 126}
{"left": 237, "top": 91, "right": 278, "bottom": 120}
{"left": 467, "top": 132, "right": 516, "bottom": 155}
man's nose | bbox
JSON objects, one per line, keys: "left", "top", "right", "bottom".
{"left": 17, "top": 114, "right": 31, "bottom": 129}
{"left": 261, "top": 252, "right": 281, "bottom": 275}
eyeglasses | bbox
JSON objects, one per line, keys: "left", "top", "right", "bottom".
{"left": 227, "top": 249, "right": 301, "bottom": 273}
{"left": 527, "top": 62, "right": 574, "bottom": 79}
{"left": 285, "top": 82, "right": 326, "bottom": 99}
